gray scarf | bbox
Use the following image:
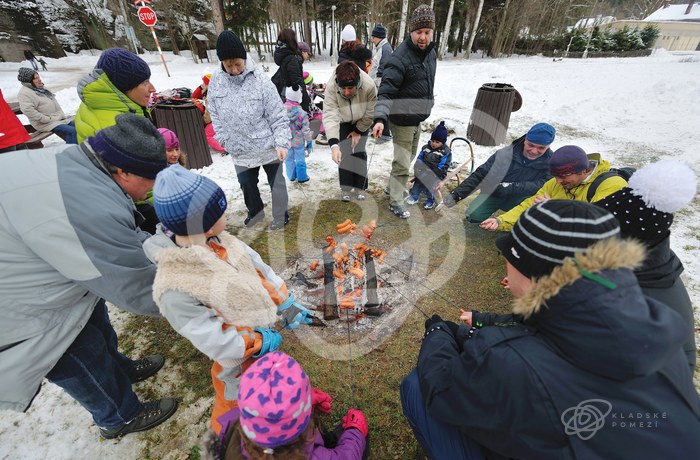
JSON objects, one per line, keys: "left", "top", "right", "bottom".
{"left": 22, "top": 81, "right": 55, "bottom": 99}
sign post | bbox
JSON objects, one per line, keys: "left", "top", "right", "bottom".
{"left": 133, "top": 0, "right": 170, "bottom": 77}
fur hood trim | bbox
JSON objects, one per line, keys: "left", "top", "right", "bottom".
{"left": 152, "top": 232, "right": 278, "bottom": 328}
{"left": 513, "top": 238, "right": 645, "bottom": 318}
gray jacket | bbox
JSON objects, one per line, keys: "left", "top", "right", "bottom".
{"left": 0, "top": 144, "right": 160, "bottom": 411}
{"left": 207, "top": 62, "right": 290, "bottom": 168}
{"left": 369, "top": 39, "right": 393, "bottom": 87}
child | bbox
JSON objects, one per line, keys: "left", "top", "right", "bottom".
{"left": 303, "top": 71, "right": 325, "bottom": 150}
{"left": 145, "top": 165, "right": 317, "bottom": 434}
{"left": 284, "top": 84, "right": 312, "bottom": 183}
{"left": 157, "top": 127, "right": 188, "bottom": 167}
{"left": 406, "top": 121, "right": 452, "bottom": 209}
{"left": 200, "top": 351, "right": 368, "bottom": 459}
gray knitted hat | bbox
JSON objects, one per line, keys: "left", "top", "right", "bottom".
{"left": 410, "top": 4, "right": 435, "bottom": 32}
{"left": 17, "top": 67, "right": 37, "bottom": 83}
{"left": 88, "top": 113, "right": 167, "bottom": 179}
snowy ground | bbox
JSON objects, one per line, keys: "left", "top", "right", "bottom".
{"left": 1, "top": 49, "right": 699, "bottom": 459}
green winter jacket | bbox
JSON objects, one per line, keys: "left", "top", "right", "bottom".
{"left": 75, "top": 69, "right": 148, "bottom": 143}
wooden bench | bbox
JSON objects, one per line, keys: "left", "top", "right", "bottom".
{"left": 9, "top": 101, "right": 64, "bottom": 149}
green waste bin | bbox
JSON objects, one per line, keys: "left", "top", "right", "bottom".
{"left": 467, "top": 83, "right": 522, "bottom": 146}
{"left": 152, "top": 102, "right": 212, "bottom": 169}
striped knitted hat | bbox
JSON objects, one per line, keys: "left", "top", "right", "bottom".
{"left": 496, "top": 200, "right": 620, "bottom": 279}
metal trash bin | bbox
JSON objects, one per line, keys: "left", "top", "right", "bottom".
{"left": 152, "top": 102, "right": 212, "bottom": 169}
{"left": 467, "top": 83, "right": 522, "bottom": 146}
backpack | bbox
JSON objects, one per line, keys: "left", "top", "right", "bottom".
{"left": 586, "top": 167, "right": 635, "bottom": 202}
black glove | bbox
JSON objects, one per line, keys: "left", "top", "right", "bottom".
{"left": 442, "top": 193, "right": 456, "bottom": 208}
{"left": 443, "top": 320, "right": 461, "bottom": 337}
{"left": 424, "top": 314, "right": 443, "bottom": 330}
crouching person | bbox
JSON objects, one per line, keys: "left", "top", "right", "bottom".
{"left": 145, "top": 165, "right": 318, "bottom": 434}
{"left": 401, "top": 200, "right": 700, "bottom": 459}
{"left": 0, "top": 113, "right": 176, "bottom": 439}
{"left": 200, "top": 352, "right": 369, "bottom": 459}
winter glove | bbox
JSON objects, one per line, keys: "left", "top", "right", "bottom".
{"left": 442, "top": 193, "right": 456, "bottom": 208}
{"left": 311, "top": 388, "right": 333, "bottom": 414}
{"left": 277, "top": 294, "right": 315, "bottom": 329}
{"left": 305, "top": 140, "right": 314, "bottom": 157}
{"left": 424, "top": 314, "right": 444, "bottom": 330}
{"left": 253, "top": 328, "right": 282, "bottom": 358}
{"left": 342, "top": 408, "right": 368, "bottom": 437}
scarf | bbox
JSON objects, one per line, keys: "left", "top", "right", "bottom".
{"left": 22, "top": 81, "right": 55, "bottom": 99}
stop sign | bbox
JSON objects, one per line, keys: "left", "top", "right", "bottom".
{"left": 137, "top": 6, "right": 157, "bottom": 27}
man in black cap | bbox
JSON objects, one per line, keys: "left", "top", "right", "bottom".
{"left": 0, "top": 113, "right": 178, "bottom": 439}
{"left": 401, "top": 200, "right": 700, "bottom": 459}
{"left": 372, "top": 4, "right": 437, "bottom": 219}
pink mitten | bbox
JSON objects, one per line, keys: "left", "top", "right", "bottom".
{"left": 341, "top": 408, "right": 368, "bottom": 437}
{"left": 311, "top": 388, "right": 332, "bottom": 414}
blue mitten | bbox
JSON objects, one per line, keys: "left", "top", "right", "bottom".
{"left": 305, "top": 140, "right": 314, "bottom": 156}
{"left": 277, "top": 294, "right": 315, "bottom": 329}
{"left": 253, "top": 328, "right": 282, "bottom": 357}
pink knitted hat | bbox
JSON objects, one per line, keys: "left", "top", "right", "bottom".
{"left": 157, "top": 127, "right": 180, "bottom": 150}
{"left": 238, "top": 352, "right": 312, "bottom": 448}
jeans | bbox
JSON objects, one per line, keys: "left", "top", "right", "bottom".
{"left": 389, "top": 124, "right": 421, "bottom": 207}
{"left": 400, "top": 369, "right": 486, "bottom": 460}
{"left": 234, "top": 161, "right": 288, "bottom": 223}
{"left": 285, "top": 146, "right": 309, "bottom": 182}
{"left": 51, "top": 121, "right": 78, "bottom": 144}
{"left": 45, "top": 300, "right": 141, "bottom": 429}
{"left": 337, "top": 123, "right": 369, "bottom": 191}
{"left": 465, "top": 193, "right": 527, "bottom": 223}
{"left": 409, "top": 181, "right": 434, "bottom": 202}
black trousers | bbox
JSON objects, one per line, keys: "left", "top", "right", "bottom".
{"left": 235, "top": 160, "right": 288, "bottom": 223}
{"left": 338, "top": 122, "right": 369, "bottom": 191}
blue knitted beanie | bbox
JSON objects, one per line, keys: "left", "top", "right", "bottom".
{"left": 431, "top": 121, "right": 447, "bottom": 144}
{"left": 153, "top": 165, "right": 227, "bottom": 236}
{"left": 96, "top": 48, "right": 151, "bottom": 93}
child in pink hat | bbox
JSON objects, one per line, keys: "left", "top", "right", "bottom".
{"left": 200, "top": 351, "right": 369, "bottom": 459}
{"left": 157, "top": 127, "right": 187, "bottom": 167}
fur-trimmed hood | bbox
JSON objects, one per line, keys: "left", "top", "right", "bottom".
{"left": 514, "top": 238, "right": 687, "bottom": 381}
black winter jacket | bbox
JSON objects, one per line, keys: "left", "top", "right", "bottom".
{"left": 374, "top": 37, "right": 436, "bottom": 127}
{"left": 272, "top": 44, "right": 310, "bottom": 112}
{"left": 451, "top": 135, "right": 552, "bottom": 202}
{"left": 635, "top": 236, "right": 696, "bottom": 370}
{"left": 338, "top": 44, "right": 372, "bottom": 72}
{"left": 417, "top": 239, "right": 700, "bottom": 460}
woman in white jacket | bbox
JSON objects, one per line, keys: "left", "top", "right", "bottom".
{"left": 208, "top": 31, "right": 291, "bottom": 230}
{"left": 17, "top": 67, "right": 76, "bottom": 144}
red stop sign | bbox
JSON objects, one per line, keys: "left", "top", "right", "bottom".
{"left": 137, "top": 6, "right": 157, "bottom": 27}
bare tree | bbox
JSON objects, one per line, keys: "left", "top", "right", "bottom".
{"left": 465, "top": 0, "right": 484, "bottom": 59}
{"left": 398, "top": 0, "right": 409, "bottom": 41}
{"left": 211, "top": 0, "right": 225, "bottom": 34}
{"left": 438, "top": 0, "right": 456, "bottom": 59}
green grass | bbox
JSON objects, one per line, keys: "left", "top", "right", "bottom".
{"left": 118, "top": 190, "right": 511, "bottom": 458}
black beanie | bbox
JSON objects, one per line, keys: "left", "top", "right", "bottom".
{"left": 495, "top": 200, "right": 620, "bottom": 279}
{"left": 216, "top": 30, "right": 247, "bottom": 61}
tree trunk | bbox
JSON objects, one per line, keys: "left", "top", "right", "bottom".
{"left": 211, "top": 0, "right": 225, "bottom": 35}
{"left": 438, "top": 0, "right": 456, "bottom": 59}
{"left": 465, "top": 0, "right": 484, "bottom": 59}
{"left": 491, "top": 0, "right": 512, "bottom": 58}
{"left": 399, "top": 0, "right": 409, "bottom": 41}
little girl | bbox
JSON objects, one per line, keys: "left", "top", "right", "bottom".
{"left": 284, "top": 84, "right": 312, "bottom": 183}
{"left": 157, "top": 127, "right": 187, "bottom": 167}
{"left": 145, "top": 166, "right": 317, "bottom": 433}
{"left": 200, "top": 351, "right": 369, "bottom": 459}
